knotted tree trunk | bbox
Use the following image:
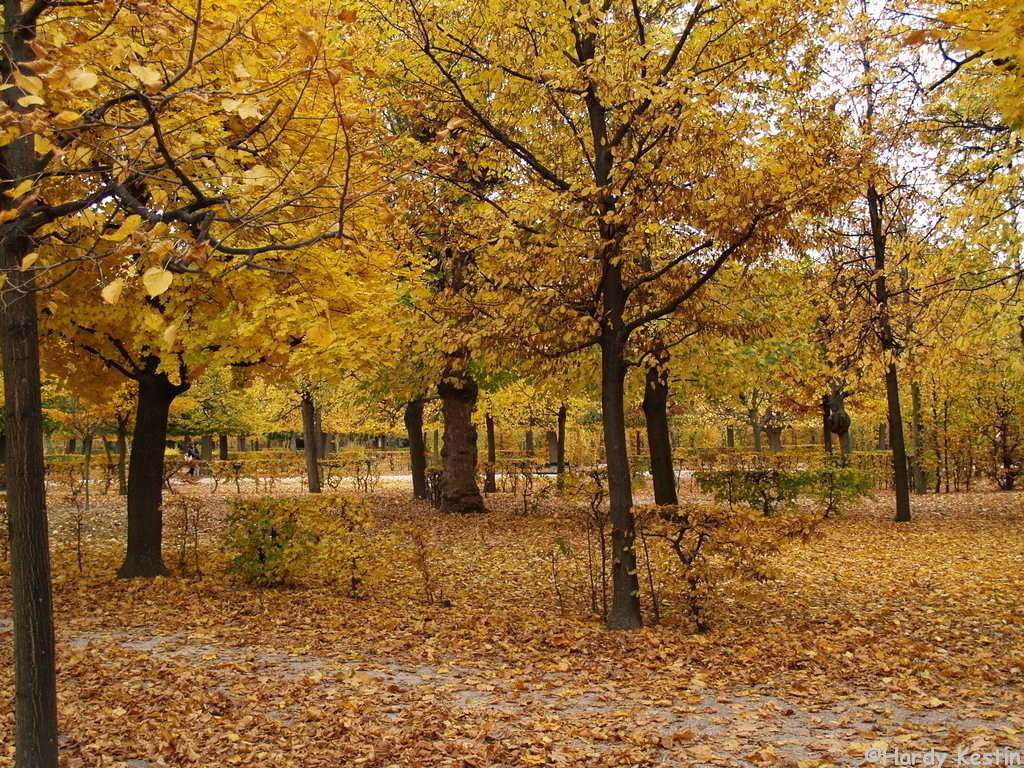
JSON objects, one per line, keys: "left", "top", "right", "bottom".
{"left": 439, "top": 372, "right": 487, "bottom": 514}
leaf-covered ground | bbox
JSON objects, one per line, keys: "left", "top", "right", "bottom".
{"left": 1, "top": 484, "right": 1023, "bottom": 767}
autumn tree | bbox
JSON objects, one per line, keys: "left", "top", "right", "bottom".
{"left": 372, "top": 0, "right": 847, "bottom": 628}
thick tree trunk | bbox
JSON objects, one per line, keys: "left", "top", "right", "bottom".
{"left": 439, "top": 372, "right": 487, "bottom": 514}
{"left": 484, "top": 413, "right": 497, "bottom": 493}
{"left": 405, "top": 398, "right": 428, "bottom": 500}
{"left": 118, "top": 370, "right": 182, "bottom": 578}
{"left": 910, "top": 380, "right": 927, "bottom": 494}
{"left": 2, "top": 220, "right": 59, "bottom": 767}
{"left": 200, "top": 434, "right": 213, "bottom": 462}
{"left": 642, "top": 361, "right": 678, "bottom": 506}
{"left": 218, "top": 434, "right": 229, "bottom": 461}
{"left": 766, "top": 427, "right": 783, "bottom": 454}
{"left": 525, "top": 429, "right": 534, "bottom": 455}
{"left": 726, "top": 426, "right": 735, "bottom": 449}
{"left": 237, "top": 436, "right": 246, "bottom": 452}
{"left": 556, "top": 404, "right": 567, "bottom": 475}
{"left": 66, "top": 438, "right": 76, "bottom": 454}
{"left": 601, "top": 328, "right": 642, "bottom": 630}
{"left": 301, "top": 391, "right": 321, "bottom": 494}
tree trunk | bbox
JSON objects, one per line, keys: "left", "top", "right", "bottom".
{"left": 545, "top": 430, "right": 558, "bottom": 465}
{"left": 910, "top": 380, "right": 927, "bottom": 494}
{"left": 405, "top": 398, "right": 428, "bottom": 500}
{"left": 822, "top": 394, "right": 833, "bottom": 454}
{"left": 885, "top": 362, "right": 912, "bottom": 521}
{"left": 2, "top": 216, "right": 59, "bottom": 766}
{"left": 218, "top": 434, "right": 229, "bottom": 461}
{"left": 642, "top": 360, "right": 678, "bottom": 506}
{"left": 484, "top": 413, "right": 497, "bottom": 493}
{"left": 766, "top": 427, "right": 783, "bottom": 454}
{"left": 556, "top": 404, "right": 567, "bottom": 474}
{"left": 749, "top": 408, "right": 763, "bottom": 452}
{"left": 438, "top": 372, "right": 487, "bottom": 514}
{"left": 200, "top": 434, "right": 213, "bottom": 462}
{"left": 525, "top": 429, "right": 534, "bottom": 455}
{"left": 66, "top": 438, "right": 76, "bottom": 454}
{"left": 726, "top": 426, "right": 735, "bottom": 449}
{"left": 867, "top": 183, "right": 911, "bottom": 522}
{"left": 301, "top": 391, "right": 321, "bottom": 494}
{"left": 876, "top": 422, "right": 888, "bottom": 451}
{"left": 118, "top": 370, "right": 182, "bottom": 578}
{"left": 601, "top": 328, "right": 642, "bottom": 629}
{"left": 116, "top": 420, "right": 128, "bottom": 495}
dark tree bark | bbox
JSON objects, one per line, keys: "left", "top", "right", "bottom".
{"left": 484, "top": 412, "right": 497, "bottom": 493}
{"left": 116, "top": 419, "right": 129, "bottom": 495}
{"left": 867, "top": 183, "right": 911, "bottom": 523}
{"left": 910, "top": 381, "right": 927, "bottom": 494}
{"left": 642, "top": 359, "right": 678, "bottom": 506}
{"left": 766, "top": 427, "right": 783, "bottom": 454}
{"left": 726, "top": 426, "right": 735, "bottom": 449}
{"left": 822, "top": 394, "right": 833, "bottom": 454}
{"left": 66, "top": 438, "right": 76, "bottom": 454}
{"left": 2, "top": 203, "right": 59, "bottom": 766}
{"left": 300, "top": 391, "right": 321, "bottom": 494}
{"left": 545, "top": 430, "right": 558, "bottom": 465}
{"left": 218, "top": 434, "right": 229, "bottom": 461}
{"left": 200, "top": 434, "right": 213, "bottom": 461}
{"left": 405, "top": 398, "right": 428, "bottom": 500}
{"left": 600, "top": 324, "right": 642, "bottom": 630}
{"left": 826, "top": 385, "right": 852, "bottom": 463}
{"left": 439, "top": 371, "right": 487, "bottom": 514}
{"left": 748, "top": 406, "right": 763, "bottom": 452}
{"left": 556, "top": 404, "right": 567, "bottom": 475}
{"left": 117, "top": 370, "right": 186, "bottom": 578}
{"left": 524, "top": 428, "right": 534, "bottom": 455}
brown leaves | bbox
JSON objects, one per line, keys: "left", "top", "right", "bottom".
{"left": 1, "top": 487, "right": 1023, "bottom": 765}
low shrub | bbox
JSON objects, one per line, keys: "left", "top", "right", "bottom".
{"left": 695, "top": 466, "right": 873, "bottom": 518}
{"left": 637, "top": 502, "right": 820, "bottom": 631}
{"left": 223, "top": 495, "right": 382, "bottom": 594}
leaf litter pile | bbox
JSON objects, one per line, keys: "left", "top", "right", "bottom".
{"left": 1, "top": 485, "right": 1023, "bottom": 768}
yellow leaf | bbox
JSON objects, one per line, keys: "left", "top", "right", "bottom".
{"left": 162, "top": 322, "right": 178, "bottom": 346}
{"left": 67, "top": 69, "right": 98, "bottom": 91}
{"left": 101, "top": 214, "right": 142, "bottom": 242}
{"left": 237, "top": 101, "right": 261, "bottom": 120}
{"left": 21, "top": 253, "right": 39, "bottom": 269}
{"left": 142, "top": 267, "right": 173, "bottom": 297}
{"left": 17, "top": 94, "right": 45, "bottom": 107}
{"left": 128, "top": 63, "right": 162, "bottom": 88}
{"left": 34, "top": 134, "right": 53, "bottom": 155}
{"left": 4, "top": 179, "right": 33, "bottom": 199}
{"left": 54, "top": 110, "right": 80, "bottom": 125}
{"left": 101, "top": 278, "right": 124, "bottom": 304}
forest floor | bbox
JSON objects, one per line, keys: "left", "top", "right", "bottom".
{"left": 1, "top": 482, "right": 1023, "bottom": 768}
